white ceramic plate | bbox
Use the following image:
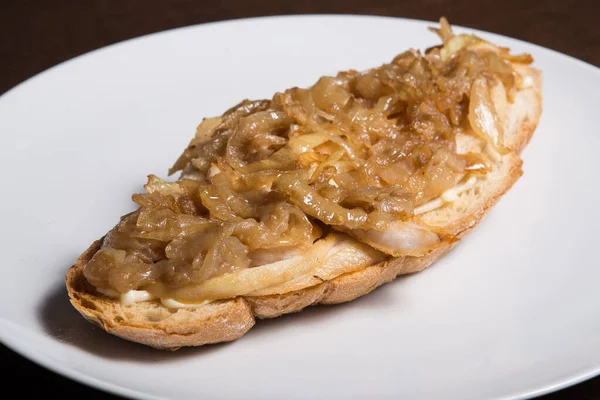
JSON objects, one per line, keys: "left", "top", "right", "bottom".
{"left": 1, "top": 15, "right": 599, "bottom": 400}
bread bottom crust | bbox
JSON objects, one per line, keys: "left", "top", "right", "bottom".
{"left": 67, "top": 236, "right": 458, "bottom": 350}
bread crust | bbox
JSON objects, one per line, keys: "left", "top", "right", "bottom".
{"left": 67, "top": 237, "right": 454, "bottom": 350}
{"left": 66, "top": 65, "right": 542, "bottom": 350}
{"left": 67, "top": 240, "right": 255, "bottom": 350}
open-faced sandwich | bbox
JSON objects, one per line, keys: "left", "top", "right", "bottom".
{"left": 66, "top": 18, "right": 542, "bottom": 350}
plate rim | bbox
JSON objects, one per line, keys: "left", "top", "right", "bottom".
{"left": 1, "top": 13, "right": 599, "bottom": 400}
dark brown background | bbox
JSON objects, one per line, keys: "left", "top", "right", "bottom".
{"left": 1, "top": 0, "right": 599, "bottom": 398}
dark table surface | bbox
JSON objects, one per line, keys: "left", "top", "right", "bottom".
{"left": 1, "top": 1, "right": 599, "bottom": 398}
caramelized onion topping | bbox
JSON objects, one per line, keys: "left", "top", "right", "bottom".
{"left": 83, "top": 19, "right": 531, "bottom": 297}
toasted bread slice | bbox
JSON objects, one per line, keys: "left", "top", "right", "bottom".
{"left": 66, "top": 62, "right": 541, "bottom": 350}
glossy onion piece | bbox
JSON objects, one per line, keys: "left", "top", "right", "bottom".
{"left": 192, "top": 235, "right": 251, "bottom": 283}
{"left": 83, "top": 248, "right": 158, "bottom": 293}
{"left": 226, "top": 111, "right": 291, "bottom": 169}
{"left": 237, "top": 133, "right": 328, "bottom": 174}
{"left": 431, "top": 16, "right": 455, "bottom": 44}
{"left": 468, "top": 75, "right": 511, "bottom": 155}
{"left": 167, "top": 235, "right": 336, "bottom": 301}
{"left": 199, "top": 173, "right": 255, "bottom": 221}
{"left": 349, "top": 221, "right": 441, "bottom": 257}
{"left": 311, "top": 76, "right": 351, "bottom": 112}
{"left": 171, "top": 100, "right": 272, "bottom": 177}
{"left": 168, "top": 117, "right": 222, "bottom": 175}
{"left": 273, "top": 174, "right": 368, "bottom": 229}
{"left": 248, "top": 234, "right": 386, "bottom": 296}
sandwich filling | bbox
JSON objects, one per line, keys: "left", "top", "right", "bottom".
{"left": 82, "top": 19, "right": 534, "bottom": 305}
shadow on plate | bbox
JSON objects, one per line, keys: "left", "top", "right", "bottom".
{"left": 37, "top": 280, "right": 233, "bottom": 361}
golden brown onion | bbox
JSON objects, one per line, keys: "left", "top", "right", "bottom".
{"left": 273, "top": 174, "right": 368, "bottom": 229}
{"left": 311, "top": 77, "right": 351, "bottom": 112}
{"left": 468, "top": 75, "right": 510, "bottom": 154}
